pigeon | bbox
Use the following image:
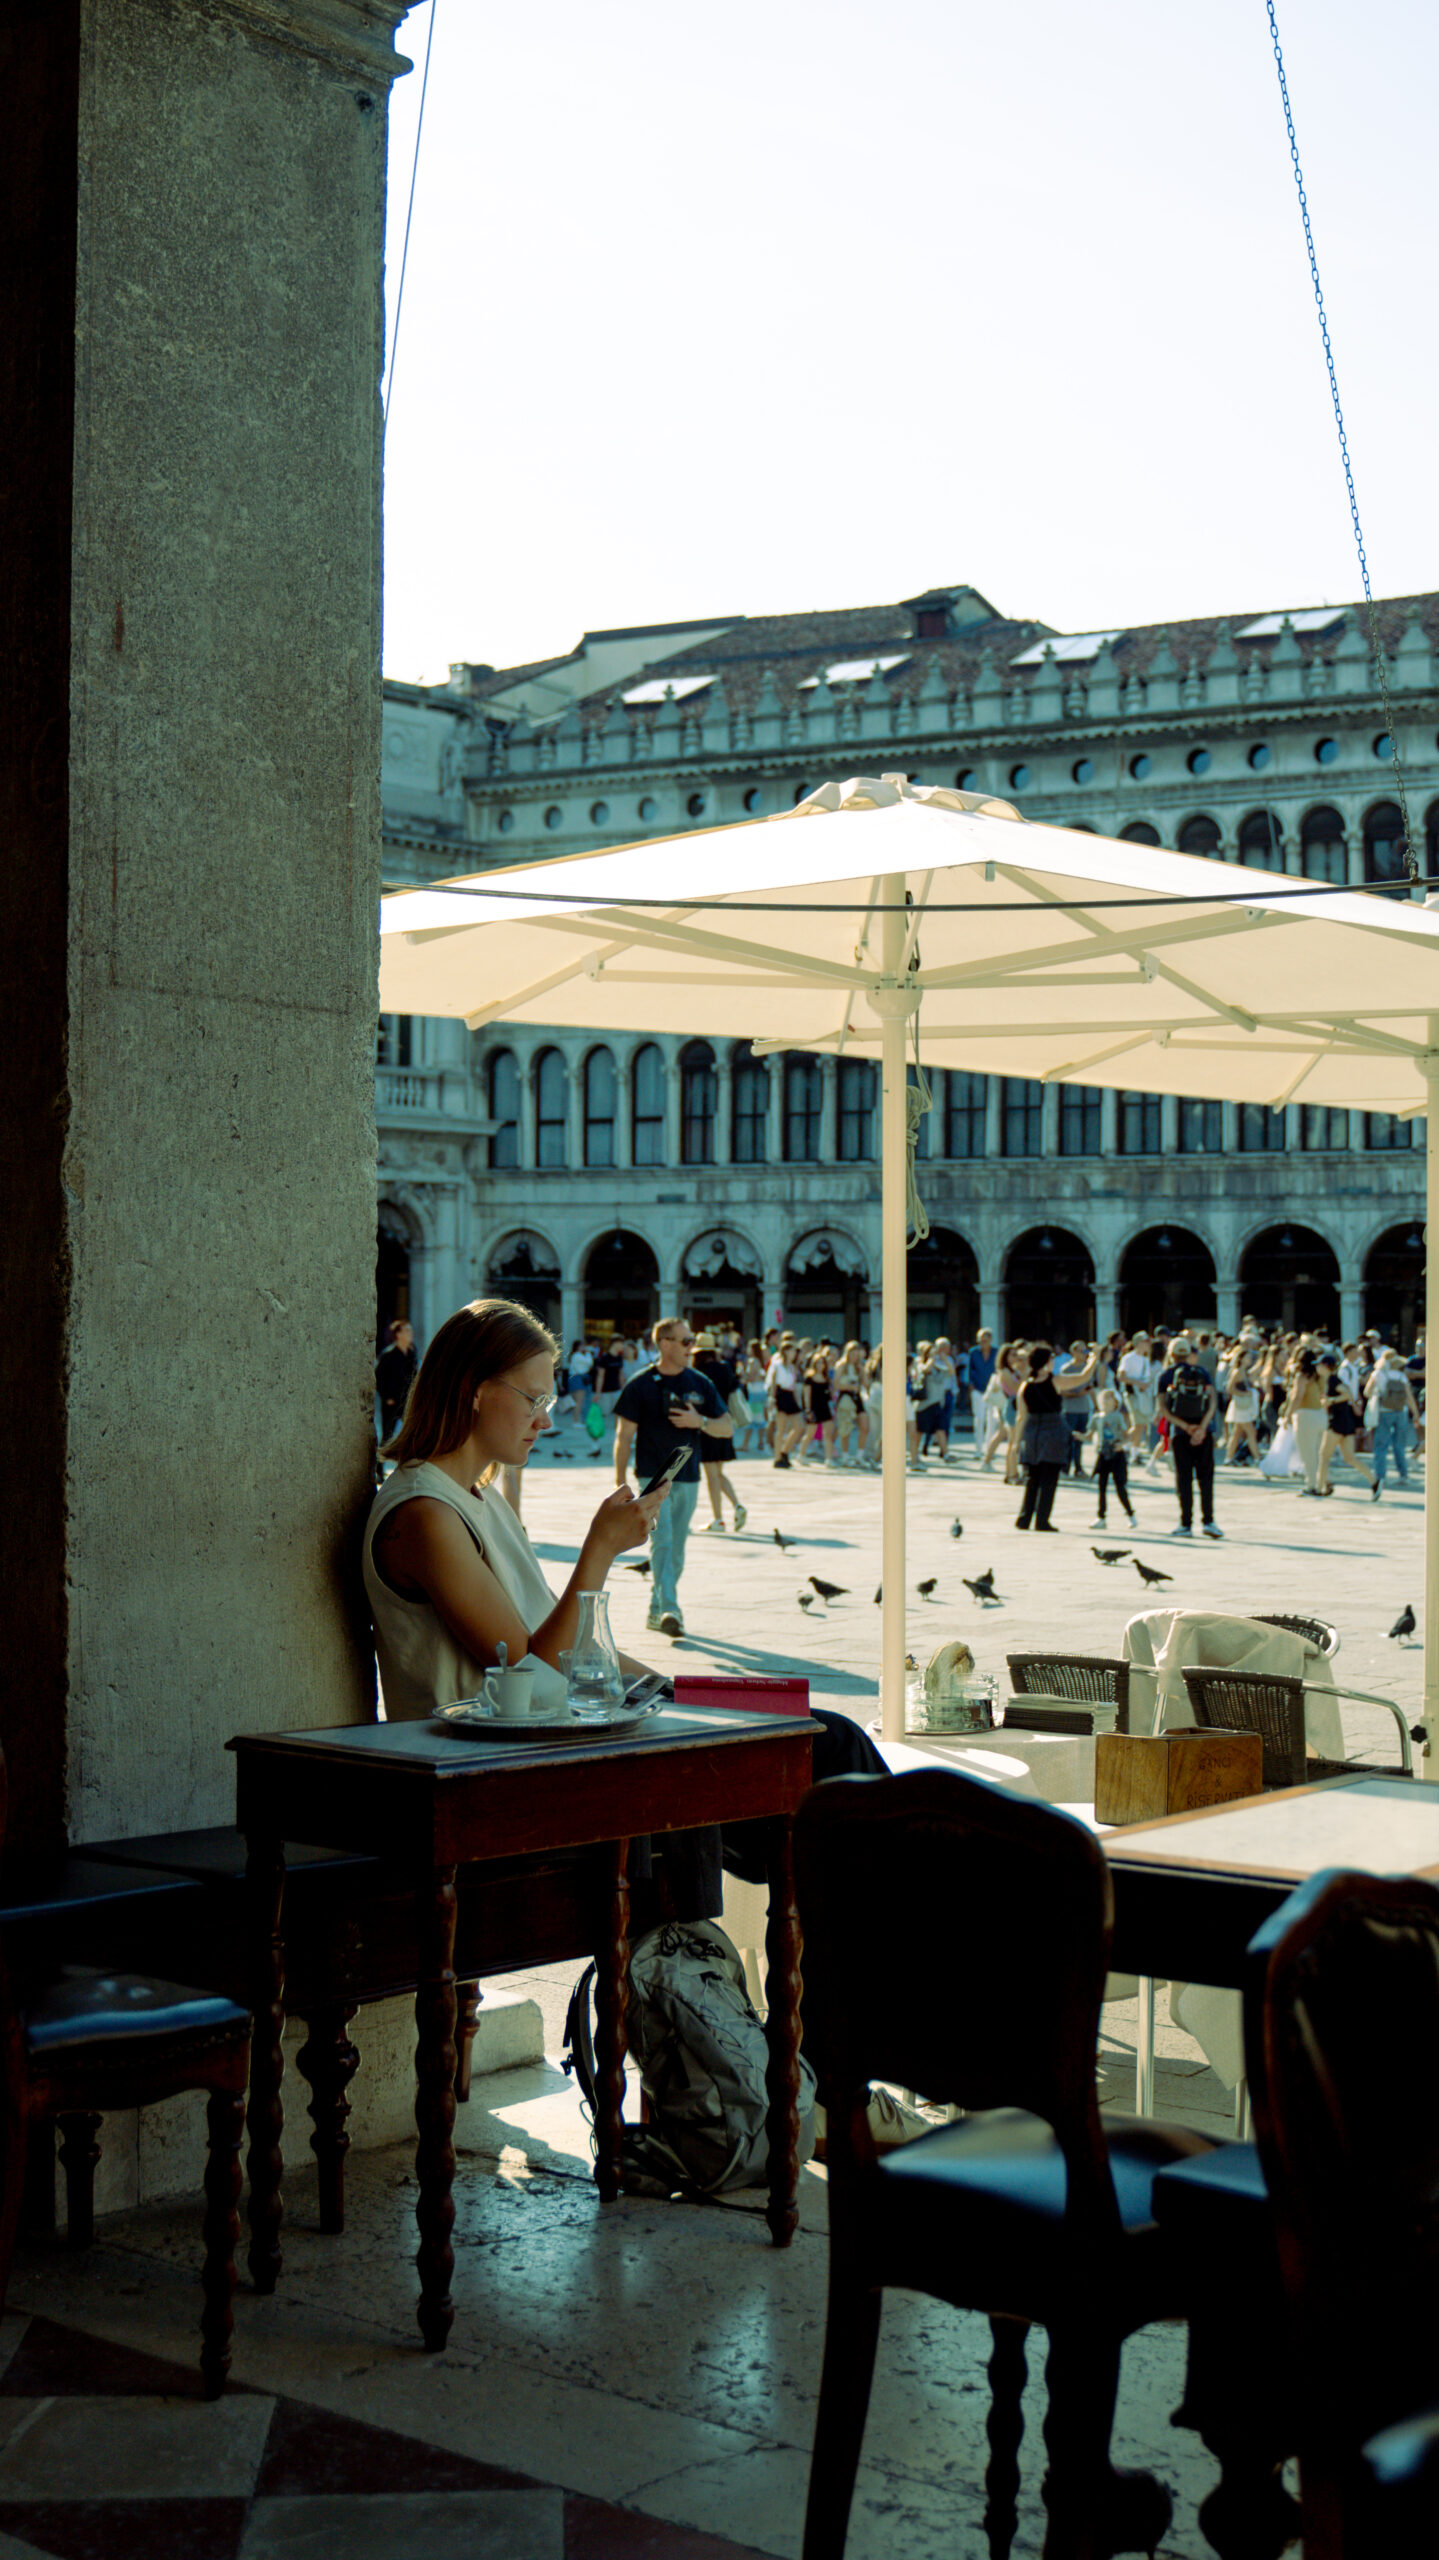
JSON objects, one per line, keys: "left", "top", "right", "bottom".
{"left": 773, "top": 1528, "right": 796, "bottom": 1553}
{"left": 1388, "top": 1603, "right": 1417, "bottom": 1642}
{"left": 949, "top": 1518, "right": 964, "bottom": 1539}
{"left": 1134, "top": 1559, "right": 1173, "bottom": 1587}
{"left": 916, "top": 1577, "right": 939, "bottom": 1600}
{"left": 963, "top": 1570, "right": 998, "bottom": 1603}
{"left": 797, "top": 1590, "right": 817, "bottom": 1612}
{"left": 1409, "top": 1722, "right": 1428, "bottom": 1745}
{"left": 809, "top": 1576, "right": 849, "bottom": 1602}
{"left": 622, "top": 1559, "right": 651, "bottom": 1577}
{"left": 873, "top": 1586, "right": 883, "bottom": 1606}
{"left": 1091, "top": 1547, "right": 1132, "bottom": 1565}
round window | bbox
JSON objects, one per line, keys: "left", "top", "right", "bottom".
{"left": 496, "top": 808, "right": 515, "bottom": 834}
{"left": 743, "top": 787, "right": 764, "bottom": 814}
{"left": 1129, "top": 752, "right": 1152, "bottom": 781}
{"left": 686, "top": 792, "right": 706, "bottom": 817}
{"left": 544, "top": 806, "right": 563, "bottom": 830}
{"left": 1008, "top": 763, "right": 1030, "bottom": 792}
{"left": 954, "top": 767, "right": 978, "bottom": 790}
{"left": 589, "top": 799, "right": 610, "bottom": 825}
{"left": 1314, "top": 739, "right": 1338, "bottom": 767}
{"left": 1071, "top": 758, "right": 1094, "bottom": 785}
{"left": 1187, "top": 747, "right": 1212, "bottom": 776}
{"left": 638, "top": 797, "right": 657, "bottom": 821}
{"left": 1373, "top": 733, "right": 1395, "bottom": 762}
{"left": 1248, "top": 742, "right": 1272, "bottom": 772}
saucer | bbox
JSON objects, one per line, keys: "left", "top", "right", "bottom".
{"left": 432, "top": 1701, "right": 658, "bottom": 1739}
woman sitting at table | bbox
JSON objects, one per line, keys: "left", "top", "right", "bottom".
{"left": 364, "top": 1298, "right": 665, "bottom": 1722}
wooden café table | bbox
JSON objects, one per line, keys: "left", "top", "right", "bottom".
{"left": 229, "top": 1702, "right": 815, "bottom": 2348}
{"left": 1103, "top": 1772, "right": 1439, "bottom": 2558}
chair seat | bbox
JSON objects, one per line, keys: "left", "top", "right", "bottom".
{"left": 1151, "top": 2135, "right": 1270, "bottom": 2254}
{"left": 23, "top": 1967, "right": 249, "bottom": 2056}
{"left": 865, "top": 2110, "right": 1216, "bottom": 2321}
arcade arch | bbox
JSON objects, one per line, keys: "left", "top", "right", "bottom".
{"left": 583, "top": 1228, "right": 659, "bottom": 1340}
{"left": 906, "top": 1225, "right": 980, "bottom": 1348}
{"left": 682, "top": 1227, "right": 763, "bottom": 1342}
{"left": 784, "top": 1228, "right": 870, "bottom": 1344}
{"left": 1002, "top": 1226, "right": 1095, "bottom": 1345}
{"left": 1118, "top": 1224, "right": 1217, "bottom": 1335}
{"left": 1237, "top": 1222, "right": 1340, "bottom": 1337}
{"left": 484, "top": 1228, "right": 561, "bottom": 1336}
{"left": 1363, "top": 1219, "right": 1425, "bottom": 1348}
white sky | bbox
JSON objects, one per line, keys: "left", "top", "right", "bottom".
{"left": 380, "top": 0, "right": 1439, "bottom": 684}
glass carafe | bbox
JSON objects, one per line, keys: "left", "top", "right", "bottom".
{"left": 565, "top": 1589, "right": 625, "bottom": 1722}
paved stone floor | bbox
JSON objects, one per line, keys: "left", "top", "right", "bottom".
{"left": 6, "top": 1428, "right": 1423, "bottom": 2555}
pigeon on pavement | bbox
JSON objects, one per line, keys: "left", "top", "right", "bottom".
{"left": 1134, "top": 1559, "right": 1174, "bottom": 1587}
{"left": 916, "top": 1577, "right": 938, "bottom": 1599}
{"left": 949, "top": 1519, "right": 964, "bottom": 1539}
{"left": 773, "top": 1528, "right": 796, "bottom": 1553}
{"left": 873, "top": 1586, "right": 883, "bottom": 1606}
{"left": 797, "top": 1590, "right": 818, "bottom": 1612}
{"left": 809, "top": 1576, "right": 849, "bottom": 1601}
{"left": 1389, "top": 1603, "right": 1417, "bottom": 1641}
{"left": 622, "top": 1559, "right": 651, "bottom": 1576}
{"left": 963, "top": 1570, "right": 998, "bottom": 1603}
{"left": 1091, "top": 1547, "right": 1132, "bottom": 1564}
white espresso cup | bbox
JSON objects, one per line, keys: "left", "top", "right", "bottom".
{"left": 481, "top": 1665, "right": 536, "bottom": 1719}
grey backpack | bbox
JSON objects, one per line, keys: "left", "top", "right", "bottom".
{"left": 564, "top": 1918, "right": 817, "bottom": 2197}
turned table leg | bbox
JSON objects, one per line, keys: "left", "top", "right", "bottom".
{"left": 413, "top": 1863, "right": 458, "bottom": 2350}
{"left": 296, "top": 2004, "right": 360, "bottom": 2235}
{"left": 244, "top": 1826, "right": 287, "bottom": 2294}
{"left": 594, "top": 1837, "right": 630, "bottom": 2203}
{"left": 763, "top": 1817, "right": 803, "bottom": 2249}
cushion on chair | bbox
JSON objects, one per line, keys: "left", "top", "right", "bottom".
{"left": 861, "top": 2110, "right": 1216, "bottom": 2320}
{"left": 23, "top": 1968, "right": 250, "bottom": 2055}
{"left": 1151, "top": 2138, "right": 1270, "bottom": 2252}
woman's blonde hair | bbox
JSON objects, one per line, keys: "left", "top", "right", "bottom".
{"left": 382, "top": 1298, "right": 560, "bottom": 1465}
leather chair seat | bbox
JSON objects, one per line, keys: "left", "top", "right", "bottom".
{"left": 871, "top": 2110, "right": 1215, "bottom": 2319}
{"left": 24, "top": 1968, "right": 249, "bottom": 2055}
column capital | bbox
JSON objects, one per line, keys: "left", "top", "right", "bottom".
{"left": 213, "top": 1, "right": 419, "bottom": 81}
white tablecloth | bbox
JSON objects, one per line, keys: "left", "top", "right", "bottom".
{"left": 1122, "top": 1608, "right": 1340, "bottom": 1753}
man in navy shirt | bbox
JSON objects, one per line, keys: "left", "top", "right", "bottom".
{"left": 614, "top": 1318, "right": 731, "bottom": 1638}
{"left": 966, "top": 1330, "right": 997, "bottom": 1439}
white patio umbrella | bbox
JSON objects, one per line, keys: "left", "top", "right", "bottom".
{"left": 381, "top": 775, "right": 1439, "bottom": 1750}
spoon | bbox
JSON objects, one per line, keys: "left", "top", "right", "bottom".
{"left": 495, "top": 1640, "right": 508, "bottom": 1672}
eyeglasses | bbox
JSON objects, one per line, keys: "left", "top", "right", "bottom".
{"left": 498, "top": 1380, "right": 559, "bottom": 1420}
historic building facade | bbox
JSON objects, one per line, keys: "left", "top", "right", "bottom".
{"left": 377, "top": 583, "right": 1435, "bottom": 1352}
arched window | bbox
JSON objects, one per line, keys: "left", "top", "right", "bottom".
{"left": 1118, "top": 1092, "right": 1161, "bottom": 1154}
{"left": 1364, "top": 800, "right": 1410, "bottom": 885}
{"left": 535, "top": 1048, "right": 567, "bottom": 1167}
{"left": 1178, "top": 1099, "right": 1223, "bottom": 1152}
{"left": 837, "top": 1058, "right": 876, "bottom": 1161}
{"left": 583, "top": 1047, "right": 616, "bottom": 1168}
{"left": 680, "top": 1040, "right": 716, "bottom": 1164}
{"left": 1238, "top": 1103, "right": 1285, "bottom": 1152}
{"left": 1301, "top": 1105, "right": 1349, "bottom": 1149}
{"left": 1238, "top": 809, "right": 1285, "bottom": 870}
{"left": 487, "top": 1048, "right": 519, "bottom": 1168}
{"left": 632, "top": 1043, "right": 665, "bottom": 1166}
{"left": 944, "top": 1071, "right": 988, "bottom": 1159}
{"left": 1119, "top": 821, "right": 1161, "bottom": 847}
{"left": 1365, "top": 1113, "right": 1414, "bottom": 1150}
{"left": 1177, "top": 814, "right": 1221, "bottom": 859}
{"left": 377, "top": 1013, "right": 414, "bottom": 1067}
{"left": 730, "top": 1045, "right": 768, "bottom": 1164}
{"left": 784, "top": 1055, "right": 822, "bottom": 1161}
{"left": 1300, "top": 804, "right": 1346, "bottom": 884}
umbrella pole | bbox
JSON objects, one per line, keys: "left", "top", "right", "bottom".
{"left": 878, "top": 878, "right": 914, "bottom": 1744}
{"left": 1413, "top": 1049, "right": 1423, "bottom": 1771}
{"left": 1425, "top": 1054, "right": 1439, "bottom": 1777}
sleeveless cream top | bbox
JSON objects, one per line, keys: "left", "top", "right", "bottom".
{"left": 363, "top": 1462, "right": 569, "bottom": 1721}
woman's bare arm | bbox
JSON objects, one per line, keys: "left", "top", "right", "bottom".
{"left": 374, "top": 1485, "right": 663, "bottom": 1675}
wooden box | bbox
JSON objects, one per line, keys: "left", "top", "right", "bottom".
{"left": 1095, "top": 1728, "right": 1264, "bottom": 1828}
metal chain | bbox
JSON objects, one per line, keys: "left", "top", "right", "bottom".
{"left": 1266, "top": 1, "right": 1416, "bottom": 879}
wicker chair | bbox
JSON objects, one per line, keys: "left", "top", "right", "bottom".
{"left": 1006, "top": 1653, "right": 1131, "bottom": 1735}
{"left": 1251, "top": 1611, "right": 1341, "bottom": 1660}
{"left": 1181, "top": 1667, "right": 1412, "bottom": 1792}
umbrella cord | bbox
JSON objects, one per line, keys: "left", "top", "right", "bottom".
{"left": 382, "top": 0, "right": 438, "bottom": 437}
{"left": 1265, "top": 1, "right": 1416, "bottom": 881}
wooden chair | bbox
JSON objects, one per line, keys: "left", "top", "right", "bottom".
{"left": 0, "top": 1759, "right": 251, "bottom": 2397}
{"left": 1180, "top": 1668, "right": 1412, "bottom": 1790}
{"left": 794, "top": 1767, "right": 1216, "bottom": 2559}
{"left": 1245, "top": 1868, "right": 1439, "bottom": 2557}
{"left": 1006, "top": 1654, "right": 1132, "bottom": 1735}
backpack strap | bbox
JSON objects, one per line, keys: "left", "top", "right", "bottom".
{"left": 561, "top": 1962, "right": 601, "bottom": 2121}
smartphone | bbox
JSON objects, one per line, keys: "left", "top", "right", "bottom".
{"left": 640, "top": 1449, "right": 689, "bottom": 1498}
{"left": 624, "top": 1671, "right": 673, "bottom": 1711}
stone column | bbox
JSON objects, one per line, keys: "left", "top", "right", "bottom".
{"left": 1161, "top": 1094, "right": 1179, "bottom": 1150}
{"left": 1094, "top": 1282, "right": 1119, "bottom": 1339}
{"left": 714, "top": 1051, "right": 732, "bottom": 1166}
{"left": 1216, "top": 1281, "right": 1241, "bottom": 1335}
{"left": 665, "top": 1050, "right": 682, "bottom": 1166}
{"left": 617, "top": 1049, "right": 634, "bottom": 1169}
{"left": 566, "top": 1055, "right": 584, "bottom": 1170}
{"left": 520, "top": 1046, "right": 539, "bottom": 1168}
{"left": 561, "top": 1279, "right": 584, "bottom": 1350}
{"left": 1, "top": 0, "right": 416, "bottom": 1845}
{"left": 1339, "top": 1277, "right": 1364, "bottom": 1342}
{"left": 1099, "top": 1088, "right": 1118, "bottom": 1155}
{"left": 979, "top": 1284, "right": 1003, "bottom": 1340}
{"left": 984, "top": 1078, "right": 1002, "bottom": 1161}
{"left": 766, "top": 1057, "right": 784, "bottom": 1165}
{"left": 1040, "top": 1082, "right": 1058, "bottom": 1154}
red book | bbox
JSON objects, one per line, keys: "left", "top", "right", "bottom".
{"left": 673, "top": 1674, "right": 811, "bottom": 1720}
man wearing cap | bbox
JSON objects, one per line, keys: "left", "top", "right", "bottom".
{"left": 1156, "top": 1334, "right": 1223, "bottom": 1538}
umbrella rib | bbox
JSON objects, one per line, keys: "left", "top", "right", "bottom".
{"left": 518, "top": 905, "right": 872, "bottom": 990}
{"left": 917, "top": 902, "right": 1269, "bottom": 990}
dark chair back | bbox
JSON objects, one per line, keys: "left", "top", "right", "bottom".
{"left": 1245, "top": 1868, "right": 1439, "bottom": 2551}
{"left": 1007, "top": 1653, "right": 1131, "bottom": 1733}
{"left": 794, "top": 1769, "right": 1118, "bottom": 2222}
{"left": 1181, "top": 1668, "right": 1306, "bottom": 1789}
{"left": 1252, "top": 1611, "right": 1338, "bottom": 1657}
